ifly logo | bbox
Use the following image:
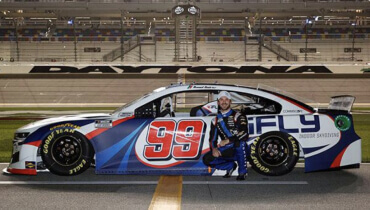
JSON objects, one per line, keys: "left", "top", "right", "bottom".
{"left": 247, "top": 115, "right": 320, "bottom": 135}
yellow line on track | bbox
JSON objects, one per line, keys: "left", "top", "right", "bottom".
{"left": 149, "top": 176, "right": 183, "bottom": 210}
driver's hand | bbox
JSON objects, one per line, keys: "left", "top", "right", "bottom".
{"left": 219, "top": 139, "right": 229, "bottom": 147}
{"left": 212, "top": 148, "right": 222, "bottom": 157}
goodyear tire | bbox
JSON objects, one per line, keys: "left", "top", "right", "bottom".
{"left": 41, "top": 128, "right": 94, "bottom": 176}
{"left": 249, "top": 131, "right": 299, "bottom": 176}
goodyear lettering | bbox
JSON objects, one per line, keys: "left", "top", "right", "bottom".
{"left": 55, "top": 128, "right": 76, "bottom": 134}
{"left": 251, "top": 155, "right": 270, "bottom": 173}
{"left": 250, "top": 140, "right": 270, "bottom": 173}
{"left": 43, "top": 131, "right": 54, "bottom": 154}
{"left": 50, "top": 123, "right": 81, "bottom": 131}
{"left": 69, "top": 159, "right": 87, "bottom": 175}
{"left": 43, "top": 127, "right": 77, "bottom": 154}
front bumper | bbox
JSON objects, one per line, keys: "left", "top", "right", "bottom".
{"left": 3, "top": 167, "right": 37, "bottom": 175}
{"left": 6, "top": 139, "right": 42, "bottom": 175}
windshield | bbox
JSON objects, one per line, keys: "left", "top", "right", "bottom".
{"left": 112, "top": 86, "right": 166, "bottom": 114}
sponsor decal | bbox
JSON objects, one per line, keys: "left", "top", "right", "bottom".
{"left": 283, "top": 110, "right": 303, "bottom": 113}
{"left": 28, "top": 65, "right": 333, "bottom": 74}
{"left": 316, "top": 132, "right": 340, "bottom": 138}
{"left": 119, "top": 113, "right": 133, "bottom": 118}
{"left": 247, "top": 115, "right": 320, "bottom": 135}
{"left": 299, "top": 133, "right": 316, "bottom": 139}
{"left": 25, "top": 161, "right": 36, "bottom": 169}
{"left": 335, "top": 115, "right": 351, "bottom": 131}
{"left": 95, "top": 120, "right": 112, "bottom": 128}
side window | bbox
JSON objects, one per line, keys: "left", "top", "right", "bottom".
{"left": 134, "top": 102, "right": 157, "bottom": 118}
{"left": 229, "top": 91, "right": 282, "bottom": 115}
{"left": 135, "top": 95, "right": 175, "bottom": 119}
{"left": 158, "top": 96, "right": 174, "bottom": 117}
{"left": 172, "top": 91, "right": 217, "bottom": 117}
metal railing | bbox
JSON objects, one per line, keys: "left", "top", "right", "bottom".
{"left": 1, "top": 35, "right": 369, "bottom": 63}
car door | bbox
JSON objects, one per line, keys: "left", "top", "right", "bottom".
{"left": 133, "top": 91, "right": 217, "bottom": 175}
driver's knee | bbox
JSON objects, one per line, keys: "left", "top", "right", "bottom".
{"left": 202, "top": 152, "right": 215, "bottom": 166}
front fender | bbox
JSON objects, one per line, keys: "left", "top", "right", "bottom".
{"left": 6, "top": 120, "right": 94, "bottom": 175}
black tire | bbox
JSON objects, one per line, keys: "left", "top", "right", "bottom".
{"left": 249, "top": 131, "right": 299, "bottom": 176}
{"left": 41, "top": 129, "right": 94, "bottom": 176}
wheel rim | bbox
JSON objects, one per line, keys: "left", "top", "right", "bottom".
{"left": 258, "top": 137, "right": 289, "bottom": 166}
{"left": 51, "top": 136, "right": 82, "bottom": 166}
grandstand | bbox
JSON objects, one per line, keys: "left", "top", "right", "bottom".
{"left": 0, "top": 0, "right": 369, "bottom": 63}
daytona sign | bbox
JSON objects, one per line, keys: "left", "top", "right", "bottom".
{"left": 27, "top": 65, "right": 333, "bottom": 73}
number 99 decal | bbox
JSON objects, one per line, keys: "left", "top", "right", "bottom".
{"left": 144, "top": 120, "right": 206, "bottom": 161}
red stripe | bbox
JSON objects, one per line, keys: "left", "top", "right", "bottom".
{"left": 7, "top": 168, "right": 37, "bottom": 175}
{"left": 330, "top": 146, "right": 349, "bottom": 168}
{"left": 86, "top": 116, "right": 135, "bottom": 140}
{"left": 274, "top": 94, "right": 313, "bottom": 113}
{"left": 25, "top": 140, "right": 42, "bottom": 147}
{"left": 113, "top": 116, "right": 134, "bottom": 126}
{"left": 86, "top": 128, "right": 109, "bottom": 140}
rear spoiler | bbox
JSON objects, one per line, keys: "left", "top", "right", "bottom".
{"left": 328, "top": 95, "right": 356, "bottom": 112}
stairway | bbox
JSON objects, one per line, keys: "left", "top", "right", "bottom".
{"left": 262, "top": 36, "right": 298, "bottom": 61}
{"left": 102, "top": 35, "right": 155, "bottom": 62}
{"left": 175, "top": 17, "right": 197, "bottom": 62}
{"left": 245, "top": 36, "right": 260, "bottom": 62}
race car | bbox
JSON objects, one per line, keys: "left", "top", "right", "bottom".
{"left": 5, "top": 83, "right": 361, "bottom": 176}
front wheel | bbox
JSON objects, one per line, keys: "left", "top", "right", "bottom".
{"left": 41, "top": 129, "right": 94, "bottom": 176}
{"left": 249, "top": 131, "right": 299, "bottom": 176}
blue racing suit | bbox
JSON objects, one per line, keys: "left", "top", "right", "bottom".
{"left": 203, "top": 109, "right": 249, "bottom": 175}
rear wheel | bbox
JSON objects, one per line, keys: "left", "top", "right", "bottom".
{"left": 249, "top": 131, "right": 299, "bottom": 176}
{"left": 41, "top": 129, "right": 94, "bottom": 176}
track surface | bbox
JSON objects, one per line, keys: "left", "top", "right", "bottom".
{"left": 1, "top": 164, "right": 370, "bottom": 210}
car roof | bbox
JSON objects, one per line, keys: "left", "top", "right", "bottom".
{"left": 117, "top": 83, "right": 314, "bottom": 114}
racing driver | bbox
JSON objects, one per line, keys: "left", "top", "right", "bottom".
{"left": 203, "top": 91, "right": 249, "bottom": 180}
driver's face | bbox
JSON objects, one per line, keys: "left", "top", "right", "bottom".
{"left": 218, "top": 96, "right": 231, "bottom": 111}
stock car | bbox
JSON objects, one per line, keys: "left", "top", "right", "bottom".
{"left": 5, "top": 83, "right": 361, "bottom": 176}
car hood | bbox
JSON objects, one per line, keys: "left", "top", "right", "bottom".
{"left": 18, "top": 113, "right": 111, "bottom": 132}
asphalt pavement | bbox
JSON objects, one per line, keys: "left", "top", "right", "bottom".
{"left": 0, "top": 163, "right": 369, "bottom": 210}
